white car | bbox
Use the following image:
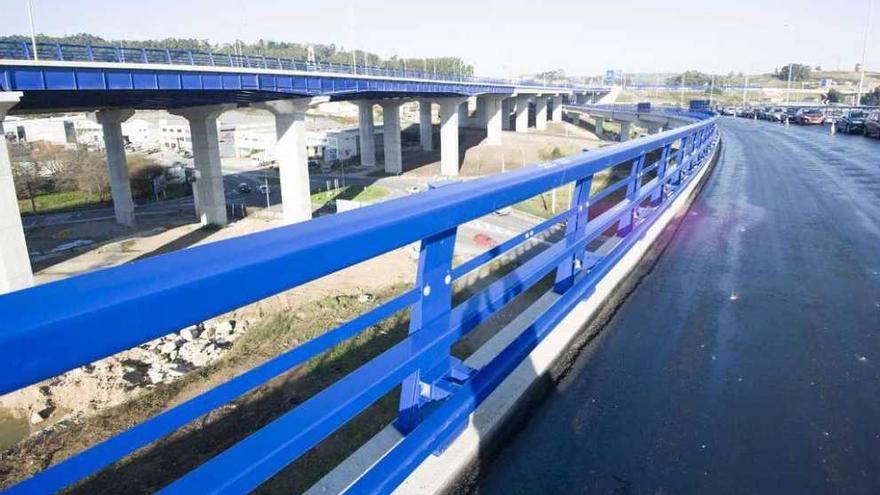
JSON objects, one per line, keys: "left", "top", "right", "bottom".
{"left": 258, "top": 184, "right": 270, "bottom": 194}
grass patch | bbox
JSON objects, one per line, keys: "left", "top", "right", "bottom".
{"left": 514, "top": 170, "right": 619, "bottom": 219}
{"left": 18, "top": 190, "right": 108, "bottom": 215}
{"left": 311, "top": 185, "right": 388, "bottom": 204}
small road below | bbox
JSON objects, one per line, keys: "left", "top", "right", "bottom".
{"left": 474, "top": 119, "right": 880, "bottom": 494}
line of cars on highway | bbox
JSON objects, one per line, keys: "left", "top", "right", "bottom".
{"left": 718, "top": 106, "right": 880, "bottom": 137}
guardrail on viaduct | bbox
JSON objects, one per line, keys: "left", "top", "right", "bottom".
{"left": 0, "top": 41, "right": 596, "bottom": 90}
{"left": 0, "top": 106, "right": 718, "bottom": 494}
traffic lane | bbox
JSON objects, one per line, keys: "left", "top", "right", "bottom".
{"left": 474, "top": 117, "right": 880, "bottom": 495}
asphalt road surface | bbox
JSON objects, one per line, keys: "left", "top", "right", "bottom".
{"left": 474, "top": 119, "right": 880, "bottom": 494}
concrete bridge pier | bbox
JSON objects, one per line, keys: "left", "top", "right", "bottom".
{"left": 256, "top": 97, "right": 327, "bottom": 224}
{"left": 551, "top": 95, "right": 563, "bottom": 121}
{"left": 594, "top": 116, "right": 606, "bottom": 138}
{"left": 515, "top": 95, "right": 530, "bottom": 132}
{"left": 419, "top": 100, "right": 433, "bottom": 152}
{"left": 535, "top": 96, "right": 548, "bottom": 130}
{"left": 170, "top": 105, "right": 232, "bottom": 227}
{"left": 95, "top": 109, "right": 137, "bottom": 228}
{"left": 356, "top": 101, "right": 377, "bottom": 168}
{"left": 438, "top": 97, "right": 467, "bottom": 176}
{"left": 380, "top": 101, "right": 403, "bottom": 174}
{"left": 0, "top": 92, "right": 33, "bottom": 294}
{"left": 644, "top": 122, "right": 665, "bottom": 134}
{"left": 484, "top": 95, "right": 506, "bottom": 145}
{"left": 501, "top": 98, "right": 513, "bottom": 130}
{"left": 620, "top": 121, "right": 633, "bottom": 141}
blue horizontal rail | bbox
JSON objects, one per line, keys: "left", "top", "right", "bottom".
{"left": 0, "top": 107, "right": 718, "bottom": 494}
{"left": 0, "top": 40, "right": 601, "bottom": 91}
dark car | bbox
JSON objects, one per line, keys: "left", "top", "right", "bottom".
{"left": 237, "top": 183, "right": 252, "bottom": 194}
{"left": 783, "top": 107, "right": 800, "bottom": 123}
{"left": 865, "top": 111, "right": 880, "bottom": 138}
{"left": 837, "top": 110, "right": 869, "bottom": 134}
{"left": 796, "top": 108, "right": 826, "bottom": 125}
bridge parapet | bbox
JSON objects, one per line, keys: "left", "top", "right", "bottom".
{"left": 0, "top": 108, "right": 718, "bottom": 494}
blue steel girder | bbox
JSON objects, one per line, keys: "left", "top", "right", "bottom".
{"left": 0, "top": 62, "right": 519, "bottom": 113}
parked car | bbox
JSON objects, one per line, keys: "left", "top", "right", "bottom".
{"left": 865, "top": 111, "right": 880, "bottom": 138}
{"left": 783, "top": 107, "right": 800, "bottom": 123}
{"left": 837, "top": 110, "right": 869, "bottom": 134}
{"left": 766, "top": 108, "right": 786, "bottom": 122}
{"left": 258, "top": 184, "right": 270, "bottom": 194}
{"left": 796, "top": 108, "right": 826, "bottom": 125}
{"left": 719, "top": 107, "right": 736, "bottom": 116}
{"left": 237, "top": 183, "right": 252, "bottom": 194}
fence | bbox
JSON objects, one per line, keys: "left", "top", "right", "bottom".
{"left": 0, "top": 108, "right": 718, "bottom": 494}
{"left": 0, "top": 41, "right": 597, "bottom": 91}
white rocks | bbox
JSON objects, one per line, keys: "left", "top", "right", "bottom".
{"left": 180, "top": 326, "right": 202, "bottom": 341}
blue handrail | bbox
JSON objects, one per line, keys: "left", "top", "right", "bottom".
{"left": 0, "top": 107, "right": 718, "bottom": 494}
{"left": 0, "top": 40, "right": 602, "bottom": 91}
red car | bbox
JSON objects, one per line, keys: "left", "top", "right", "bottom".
{"left": 797, "top": 109, "right": 826, "bottom": 125}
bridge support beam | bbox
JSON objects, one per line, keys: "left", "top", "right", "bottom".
{"left": 535, "top": 96, "right": 548, "bottom": 130}
{"left": 620, "top": 121, "right": 633, "bottom": 142}
{"left": 170, "top": 105, "right": 232, "bottom": 227}
{"left": 255, "top": 97, "right": 327, "bottom": 225}
{"left": 484, "top": 95, "right": 505, "bottom": 145}
{"left": 515, "top": 95, "right": 530, "bottom": 132}
{"left": 381, "top": 101, "right": 403, "bottom": 174}
{"left": 551, "top": 95, "right": 563, "bottom": 121}
{"left": 0, "top": 92, "right": 33, "bottom": 294}
{"left": 96, "top": 109, "right": 136, "bottom": 228}
{"left": 439, "top": 97, "right": 467, "bottom": 176}
{"left": 419, "top": 100, "right": 433, "bottom": 152}
{"left": 356, "top": 101, "right": 377, "bottom": 168}
{"left": 501, "top": 98, "right": 513, "bottom": 130}
{"left": 594, "top": 117, "right": 605, "bottom": 138}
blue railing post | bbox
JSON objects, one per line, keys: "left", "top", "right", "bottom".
{"left": 397, "top": 226, "right": 461, "bottom": 434}
{"left": 165, "top": 49, "right": 172, "bottom": 64}
{"left": 140, "top": 48, "right": 148, "bottom": 63}
{"left": 114, "top": 46, "right": 122, "bottom": 63}
{"left": 617, "top": 152, "right": 647, "bottom": 237}
{"left": 554, "top": 175, "right": 593, "bottom": 293}
{"left": 21, "top": 41, "right": 31, "bottom": 60}
{"left": 650, "top": 143, "right": 672, "bottom": 206}
{"left": 674, "top": 135, "right": 690, "bottom": 185}
{"left": 187, "top": 51, "right": 195, "bottom": 65}
{"left": 86, "top": 44, "right": 95, "bottom": 62}
{"left": 55, "top": 43, "right": 63, "bottom": 61}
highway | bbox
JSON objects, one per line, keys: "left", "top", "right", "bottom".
{"left": 474, "top": 118, "right": 880, "bottom": 494}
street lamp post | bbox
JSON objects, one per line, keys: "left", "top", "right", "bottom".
{"left": 25, "top": 0, "right": 38, "bottom": 60}
{"left": 856, "top": 0, "right": 875, "bottom": 106}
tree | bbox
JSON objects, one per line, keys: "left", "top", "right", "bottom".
{"left": 861, "top": 87, "right": 880, "bottom": 106}
{"left": 66, "top": 147, "right": 109, "bottom": 201}
{"left": 9, "top": 143, "right": 53, "bottom": 213}
{"left": 776, "top": 64, "right": 812, "bottom": 82}
{"left": 128, "top": 154, "right": 164, "bottom": 199}
{"left": 824, "top": 88, "right": 843, "bottom": 104}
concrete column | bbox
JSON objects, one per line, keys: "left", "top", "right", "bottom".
{"left": 255, "top": 98, "right": 326, "bottom": 225}
{"left": 501, "top": 98, "right": 513, "bottom": 130}
{"left": 485, "top": 95, "right": 505, "bottom": 145}
{"left": 647, "top": 122, "right": 665, "bottom": 134}
{"left": 535, "top": 96, "right": 548, "bottom": 131}
{"left": 551, "top": 95, "right": 563, "bottom": 121}
{"left": 438, "top": 97, "right": 467, "bottom": 176}
{"left": 458, "top": 102, "right": 469, "bottom": 129}
{"left": 419, "top": 100, "right": 433, "bottom": 152}
{"left": 594, "top": 117, "right": 605, "bottom": 138}
{"left": 381, "top": 101, "right": 402, "bottom": 174}
{"left": 515, "top": 95, "right": 530, "bottom": 132}
{"left": 356, "top": 101, "right": 376, "bottom": 167}
{"left": 0, "top": 92, "right": 33, "bottom": 294}
{"left": 620, "top": 121, "right": 633, "bottom": 142}
{"left": 170, "top": 105, "right": 231, "bottom": 227}
{"left": 475, "top": 96, "right": 489, "bottom": 128}
{"left": 96, "top": 109, "right": 136, "bottom": 228}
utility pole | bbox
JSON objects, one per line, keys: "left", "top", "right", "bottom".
{"left": 709, "top": 73, "right": 716, "bottom": 107}
{"left": 742, "top": 74, "right": 749, "bottom": 106}
{"left": 786, "top": 64, "right": 793, "bottom": 105}
{"left": 26, "top": 0, "right": 39, "bottom": 60}
{"left": 856, "top": 0, "right": 875, "bottom": 106}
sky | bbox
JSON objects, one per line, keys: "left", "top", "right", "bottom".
{"left": 2, "top": 0, "right": 877, "bottom": 78}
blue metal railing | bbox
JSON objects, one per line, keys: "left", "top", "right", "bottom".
{"left": 0, "top": 40, "right": 598, "bottom": 91}
{"left": 0, "top": 108, "right": 718, "bottom": 494}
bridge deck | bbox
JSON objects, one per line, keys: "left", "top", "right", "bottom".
{"left": 475, "top": 119, "right": 880, "bottom": 494}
